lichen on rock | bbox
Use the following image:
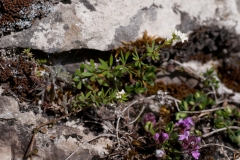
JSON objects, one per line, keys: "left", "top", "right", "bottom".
{"left": 0, "top": 0, "right": 52, "bottom": 33}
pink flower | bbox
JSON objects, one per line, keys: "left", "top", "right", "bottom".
{"left": 191, "top": 150, "right": 200, "bottom": 159}
{"left": 181, "top": 136, "right": 201, "bottom": 160}
{"left": 176, "top": 117, "right": 194, "bottom": 131}
{"left": 154, "top": 132, "right": 169, "bottom": 144}
{"left": 144, "top": 113, "right": 156, "bottom": 125}
{"left": 179, "top": 131, "right": 190, "bottom": 141}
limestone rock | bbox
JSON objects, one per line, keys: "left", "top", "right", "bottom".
{"left": 0, "top": 0, "right": 240, "bottom": 53}
{"left": 0, "top": 94, "right": 111, "bottom": 159}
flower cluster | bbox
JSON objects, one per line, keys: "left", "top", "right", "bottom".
{"left": 144, "top": 114, "right": 201, "bottom": 159}
{"left": 144, "top": 113, "right": 169, "bottom": 158}
{"left": 116, "top": 89, "right": 126, "bottom": 99}
{"left": 173, "top": 29, "right": 188, "bottom": 43}
{"left": 154, "top": 132, "right": 169, "bottom": 144}
{"left": 144, "top": 113, "right": 156, "bottom": 125}
{"left": 176, "top": 117, "right": 201, "bottom": 159}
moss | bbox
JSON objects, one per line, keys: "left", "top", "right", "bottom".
{"left": 112, "top": 31, "right": 169, "bottom": 65}
{"left": 0, "top": 49, "right": 43, "bottom": 99}
{"left": 114, "top": 31, "right": 165, "bottom": 53}
{"left": 147, "top": 81, "right": 196, "bottom": 100}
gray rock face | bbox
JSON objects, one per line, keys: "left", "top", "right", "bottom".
{"left": 1, "top": 0, "right": 240, "bottom": 53}
{"left": 0, "top": 91, "right": 110, "bottom": 159}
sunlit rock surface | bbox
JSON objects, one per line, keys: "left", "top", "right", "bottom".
{"left": 0, "top": 0, "right": 240, "bottom": 53}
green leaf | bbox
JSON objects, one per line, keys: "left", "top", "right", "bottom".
{"left": 101, "top": 71, "right": 108, "bottom": 76}
{"left": 195, "top": 130, "right": 202, "bottom": 136}
{"left": 90, "top": 59, "right": 95, "bottom": 70}
{"left": 151, "top": 40, "right": 155, "bottom": 50}
{"left": 125, "top": 52, "right": 130, "bottom": 61}
{"left": 107, "top": 72, "right": 113, "bottom": 78}
{"left": 147, "top": 43, "right": 153, "bottom": 53}
{"left": 146, "top": 80, "right": 154, "bottom": 86}
{"left": 186, "top": 94, "right": 193, "bottom": 103}
{"left": 84, "top": 64, "right": 92, "bottom": 72}
{"left": 97, "top": 78, "right": 104, "bottom": 85}
{"left": 72, "top": 76, "right": 80, "bottom": 82}
{"left": 165, "top": 122, "right": 174, "bottom": 133}
{"left": 81, "top": 72, "right": 93, "bottom": 77}
{"left": 109, "top": 54, "right": 113, "bottom": 67}
{"left": 195, "top": 91, "right": 201, "bottom": 98}
{"left": 80, "top": 63, "right": 85, "bottom": 72}
{"left": 115, "top": 65, "right": 124, "bottom": 70}
{"left": 75, "top": 69, "right": 81, "bottom": 76}
{"left": 183, "top": 101, "right": 189, "bottom": 111}
{"left": 99, "top": 58, "right": 108, "bottom": 67}
{"left": 144, "top": 121, "right": 154, "bottom": 133}
{"left": 134, "top": 87, "right": 146, "bottom": 94}
{"left": 125, "top": 85, "right": 134, "bottom": 93}
{"left": 120, "top": 51, "right": 127, "bottom": 65}
{"left": 86, "top": 91, "right": 91, "bottom": 98}
{"left": 97, "top": 78, "right": 108, "bottom": 86}
{"left": 87, "top": 85, "right": 93, "bottom": 90}
{"left": 175, "top": 112, "right": 187, "bottom": 120}
{"left": 132, "top": 52, "right": 139, "bottom": 61}
{"left": 77, "top": 82, "right": 82, "bottom": 89}
{"left": 98, "top": 64, "right": 108, "bottom": 70}
{"left": 90, "top": 76, "right": 96, "bottom": 82}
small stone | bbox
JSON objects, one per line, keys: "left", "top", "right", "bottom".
{"left": 40, "top": 127, "right": 48, "bottom": 134}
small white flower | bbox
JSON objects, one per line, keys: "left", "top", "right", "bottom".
{"left": 38, "top": 100, "right": 42, "bottom": 105}
{"left": 173, "top": 29, "right": 188, "bottom": 43}
{"left": 156, "top": 149, "right": 165, "bottom": 158}
{"left": 37, "top": 69, "right": 48, "bottom": 76}
{"left": 116, "top": 89, "right": 125, "bottom": 99}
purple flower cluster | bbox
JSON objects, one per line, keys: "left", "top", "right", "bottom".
{"left": 144, "top": 113, "right": 170, "bottom": 141}
{"left": 181, "top": 136, "right": 201, "bottom": 159}
{"left": 144, "top": 113, "right": 156, "bottom": 125}
{"left": 154, "top": 132, "right": 169, "bottom": 144}
{"left": 175, "top": 117, "right": 201, "bottom": 160}
{"left": 176, "top": 117, "right": 194, "bottom": 132}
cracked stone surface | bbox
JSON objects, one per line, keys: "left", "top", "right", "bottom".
{"left": 0, "top": 87, "right": 110, "bottom": 160}
{"left": 1, "top": 0, "right": 240, "bottom": 53}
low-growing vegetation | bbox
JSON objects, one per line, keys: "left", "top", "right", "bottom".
{"left": 0, "top": 27, "right": 239, "bottom": 159}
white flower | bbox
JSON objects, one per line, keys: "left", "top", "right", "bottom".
{"left": 116, "top": 89, "right": 125, "bottom": 99}
{"left": 173, "top": 29, "right": 188, "bottom": 43}
{"left": 156, "top": 149, "right": 165, "bottom": 158}
{"left": 37, "top": 69, "right": 48, "bottom": 76}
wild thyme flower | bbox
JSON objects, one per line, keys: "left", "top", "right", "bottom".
{"left": 154, "top": 132, "right": 169, "bottom": 144}
{"left": 144, "top": 113, "right": 156, "bottom": 125}
{"left": 191, "top": 150, "right": 200, "bottom": 160}
{"left": 173, "top": 29, "right": 188, "bottom": 43}
{"left": 181, "top": 136, "right": 201, "bottom": 159}
{"left": 179, "top": 131, "right": 190, "bottom": 141}
{"left": 175, "top": 117, "right": 194, "bottom": 131}
{"left": 116, "top": 89, "right": 125, "bottom": 99}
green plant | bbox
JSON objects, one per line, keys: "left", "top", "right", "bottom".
{"left": 176, "top": 91, "right": 215, "bottom": 120}
{"left": 202, "top": 67, "right": 219, "bottom": 89}
{"left": 72, "top": 30, "right": 187, "bottom": 110}
{"left": 214, "top": 106, "right": 240, "bottom": 146}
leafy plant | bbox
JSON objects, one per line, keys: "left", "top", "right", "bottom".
{"left": 71, "top": 34, "right": 183, "bottom": 110}
{"left": 176, "top": 91, "right": 215, "bottom": 120}
{"left": 202, "top": 67, "right": 220, "bottom": 89}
